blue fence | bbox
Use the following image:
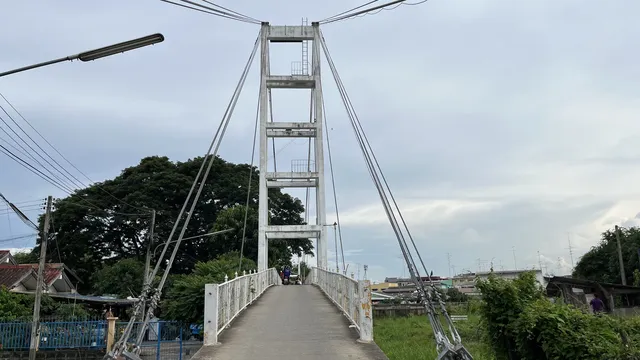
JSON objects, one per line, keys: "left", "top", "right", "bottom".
{"left": 0, "top": 320, "right": 106, "bottom": 350}
{"left": 0, "top": 320, "right": 190, "bottom": 359}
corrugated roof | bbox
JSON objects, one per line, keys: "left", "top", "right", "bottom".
{"left": 0, "top": 264, "right": 34, "bottom": 289}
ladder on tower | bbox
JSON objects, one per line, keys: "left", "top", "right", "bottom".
{"left": 301, "top": 17, "right": 309, "bottom": 75}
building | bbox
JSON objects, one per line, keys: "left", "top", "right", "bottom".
{"left": 369, "top": 282, "right": 398, "bottom": 292}
{"left": 452, "top": 269, "right": 546, "bottom": 296}
{"left": 0, "top": 251, "right": 80, "bottom": 293}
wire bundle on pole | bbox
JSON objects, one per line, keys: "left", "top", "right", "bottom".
{"left": 318, "top": 30, "right": 473, "bottom": 359}
{"left": 106, "top": 30, "right": 261, "bottom": 360}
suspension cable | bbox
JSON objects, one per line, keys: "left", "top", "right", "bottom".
{"left": 238, "top": 80, "right": 262, "bottom": 273}
{"left": 318, "top": 31, "right": 472, "bottom": 360}
{"left": 321, "top": 98, "right": 346, "bottom": 274}
{"left": 106, "top": 31, "right": 261, "bottom": 359}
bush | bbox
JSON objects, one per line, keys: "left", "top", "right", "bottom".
{"left": 477, "top": 270, "right": 640, "bottom": 360}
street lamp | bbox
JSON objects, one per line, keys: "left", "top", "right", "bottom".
{"left": 0, "top": 33, "right": 165, "bottom": 78}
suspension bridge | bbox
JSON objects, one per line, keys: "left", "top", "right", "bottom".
{"left": 1, "top": 1, "right": 472, "bottom": 359}
{"left": 106, "top": 2, "right": 472, "bottom": 356}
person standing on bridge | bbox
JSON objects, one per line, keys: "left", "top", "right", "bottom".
{"left": 283, "top": 266, "right": 291, "bottom": 285}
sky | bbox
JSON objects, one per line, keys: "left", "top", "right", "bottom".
{"left": 1, "top": 0, "right": 639, "bottom": 283}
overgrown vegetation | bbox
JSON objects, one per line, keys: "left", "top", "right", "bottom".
{"left": 0, "top": 287, "right": 96, "bottom": 322}
{"left": 477, "top": 271, "right": 640, "bottom": 360}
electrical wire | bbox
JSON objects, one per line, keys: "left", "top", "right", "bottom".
{"left": 0, "top": 93, "right": 152, "bottom": 214}
{"left": 0, "top": 143, "right": 76, "bottom": 194}
{"left": 200, "top": 0, "right": 262, "bottom": 23}
{"left": 319, "top": 31, "right": 472, "bottom": 359}
{"left": 0, "top": 109, "right": 82, "bottom": 191}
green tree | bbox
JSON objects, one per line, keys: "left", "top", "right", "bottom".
{"left": 29, "top": 155, "right": 310, "bottom": 292}
{"left": 573, "top": 226, "right": 640, "bottom": 285}
{"left": 210, "top": 205, "right": 313, "bottom": 271}
{"left": 161, "top": 252, "right": 256, "bottom": 324}
{"left": 0, "top": 287, "right": 31, "bottom": 321}
{"left": 12, "top": 251, "right": 38, "bottom": 264}
{"left": 91, "top": 258, "right": 145, "bottom": 297}
{"left": 446, "top": 287, "right": 468, "bottom": 302}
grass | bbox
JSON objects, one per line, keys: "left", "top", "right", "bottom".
{"left": 374, "top": 314, "right": 497, "bottom": 360}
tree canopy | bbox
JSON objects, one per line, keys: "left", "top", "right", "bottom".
{"left": 573, "top": 226, "right": 640, "bottom": 285}
{"left": 161, "top": 251, "right": 256, "bottom": 324}
{"left": 30, "top": 155, "right": 312, "bottom": 293}
{"left": 91, "top": 258, "right": 145, "bottom": 298}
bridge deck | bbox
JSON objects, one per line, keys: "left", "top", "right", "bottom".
{"left": 193, "top": 284, "right": 388, "bottom": 360}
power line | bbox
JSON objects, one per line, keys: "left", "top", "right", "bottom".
{"left": 0, "top": 143, "right": 76, "bottom": 194}
{"left": 0, "top": 93, "right": 152, "bottom": 213}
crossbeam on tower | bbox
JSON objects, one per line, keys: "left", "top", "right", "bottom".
{"left": 257, "top": 22, "right": 328, "bottom": 271}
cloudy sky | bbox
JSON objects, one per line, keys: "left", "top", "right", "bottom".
{"left": 1, "top": 0, "right": 639, "bottom": 282}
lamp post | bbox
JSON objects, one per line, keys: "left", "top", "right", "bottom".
{"left": 0, "top": 33, "right": 164, "bottom": 78}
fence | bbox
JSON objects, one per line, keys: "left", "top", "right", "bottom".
{"left": 114, "top": 321, "right": 187, "bottom": 360}
{"left": 310, "top": 267, "right": 373, "bottom": 342}
{"left": 0, "top": 320, "right": 106, "bottom": 351}
{"left": 203, "top": 268, "right": 281, "bottom": 345}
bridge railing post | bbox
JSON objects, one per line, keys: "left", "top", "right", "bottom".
{"left": 204, "top": 283, "right": 220, "bottom": 346}
{"left": 357, "top": 280, "right": 373, "bottom": 343}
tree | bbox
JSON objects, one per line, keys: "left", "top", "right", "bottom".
{"left": 0, "top": 287, "right": 31, "bottom": 321}
{"left": 210, "top": 205, "right": 313, "bottom": 271}
{"left": 161, "top": 252, "right": 256, "bottom": 324}
{"left": 446, "top": 287, "right": 468, "bottom": 302}
{"left": 29, "top": 155, "right": 311, "bottom": 292}
{"left": 573, "top": 226, "right": 640, "bottom": 285}
{"left": 91, "top": 258, "right": 145, "bottom": 298}
{"left": 12, "top": 251, "right": 38, "bottom": 264}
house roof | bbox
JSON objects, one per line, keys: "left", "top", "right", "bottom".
{"left": 0, "top": 264, "right": 35, "bottom": 289}
{"left": 0, "top": 250, "right": 12, "bottom": 263}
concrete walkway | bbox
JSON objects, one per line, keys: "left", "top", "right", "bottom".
{"left": 192, "top": 285, "right": 389, "bottom": 360}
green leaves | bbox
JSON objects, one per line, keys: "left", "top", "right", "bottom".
{"left": 161, "top": 251, "right": 257, "bottom": 324}
{"left": 90, "top": 258, "right": 145, "bottom": 298}
{"left": 477, "top": 271, "right": 640, "bottom": 360}
{"left": 574, "top": 226, "right": 640, "bottom": 285}
{"left": 30, "top": 155, "right": 312, "bottom": 293}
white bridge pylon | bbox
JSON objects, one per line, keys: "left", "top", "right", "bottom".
{"left": 257, "top": 22, "right": 328, "bottom": 271}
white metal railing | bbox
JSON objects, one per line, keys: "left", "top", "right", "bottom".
{"left": 310, "top": 267, "right": 373, "bottom": 342}
{"left": 203, "top": 268, "right": 281, "bottom": 345}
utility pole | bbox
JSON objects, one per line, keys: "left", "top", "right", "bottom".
{"left": 615, "top": 225, "right": 627, "bottom": 285}
{"left": 567, "top": 233, "right": 575, "bottom": 269}
{"left": 142, "top": 209, "right": 156, "bottom": 319}
{"left": 537, "top": 251, "right": 543, "bottom": 274}
{"left": 512, "top": 246, "right": 517, "bottom": 270}
{"left": 29, "top": 195, "right": 52, "bottom": 360}
{"left": 447, "top": 252, "right": 452, "bottom": 277}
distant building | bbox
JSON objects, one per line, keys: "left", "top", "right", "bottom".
{"left": 452, "top": 269, "right": 546, "bottom": 296}
{"left": 369, "top": 282, "right": 398, "bottom": 292}
{"left": 0, "top": 251, "right": 80, "bottom": 293}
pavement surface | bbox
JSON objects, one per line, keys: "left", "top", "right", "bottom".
{"left": 192, "top": 285, "right": 389, "bottom": 360}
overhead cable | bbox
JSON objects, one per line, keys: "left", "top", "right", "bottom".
{"left": 107, "top": 30, "right": 261, "bottom": 360}
{"left": 0, "top": 93, "right": 152, "bottom": 214}
{"left": 238, "top": 83, "right": 262, "bottom": 272}
{"left": 159, "top": 0, "right": 262, "bottom": 24}
{"left": 319, "top": 0, "right": 429, "bottom": 25}
{"left": 319, "top": 31, "right": 472, "bottom": 359}
{"left": 318, "top": 0, "right": 378, "bottom": 23}
{"left": 0, "top": 192, "right": 39, "bottom": 231}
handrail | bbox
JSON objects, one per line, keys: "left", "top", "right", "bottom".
{"left": 310, "top": 267, "right": 373, "bottom": 342}
{"left": 203, "top": 267, "right": 281, "bottom": 345}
